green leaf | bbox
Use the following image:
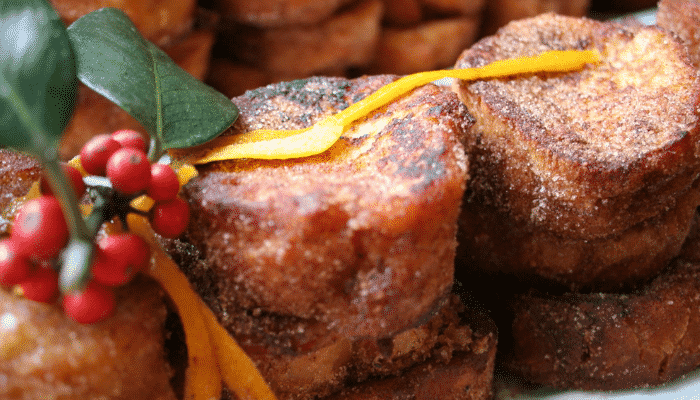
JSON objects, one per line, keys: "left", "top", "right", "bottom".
{"left": 0, "top": 0, "right": 77, "bottom": 157}
{"left": 66, "top": 7, "right": 238, "bottom": 153}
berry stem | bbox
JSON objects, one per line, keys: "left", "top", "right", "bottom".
{"left": 42, "top": 159, "right": 96, "bottom": 293}
{"left": 42, "top": 159, "right": 91, "bottom": 240}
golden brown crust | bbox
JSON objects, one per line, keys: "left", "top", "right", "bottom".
{"left": 182, "top": 75, "right": 472, "bottom": 340}
{"left": 454, "top": 14, "right": 700, "bottom": 239}
{"left": 0, "top": 277, "right": 175, "bottom": 400}
{"left": 657, "top": 0, "right": 700, "bottom": 69}
{"left": 506, "top": 217, "right": 700, "bottom": 390}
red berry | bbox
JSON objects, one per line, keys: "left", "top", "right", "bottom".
{"left": 12, "top": 196, "right": 69, "bottom": 260}
{"left": 150, "top": 197, "right": 190, "bottom": 238}
{"left": 111, "top": 129, "right": 148, "bottom": 153}
{"left": 0, "top": 239, "right": 32, "bottom": 287}
{"left": 17, "top": 268, "right": 59, "bottom": 303}
{"left": 62, "top": 281, "right": 115, "bottom": 324}
{"left": 92, "top": 234, "right": 150, "bottom": 286}
{"left": 147, "top": 164, "right": 180, "bottom": 201}
{"left": 40, "top": 163, "right": 86, "bottom": 198}
{"left": 106, "top": 147, "right": 151, "bottom": 194}
{"left": 80, "top": 134, "right": 121, "bottom": 176}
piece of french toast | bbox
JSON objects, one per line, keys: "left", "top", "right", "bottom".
{"left": 506, "top": 214, "right": 700, "bottom": 390}
{"left": 182, "top": 74, "right": 472, "bottom": 340}
{"left": 163, "top": 236, "right": 496, "bottom": 400}
{"left": 213, "top": 0, "right": 357, "bottom": 27}
{"left": 217, "top": 0, "right": 384, "bottom": 77}
{"left": 0, "top": 274, "right": 175, "bottom": 400}
{"left": 453, "top": 13, "right": 700, "bottom": 289}
{"left": 658, "top": 0, "right": 700, "bottom": 68}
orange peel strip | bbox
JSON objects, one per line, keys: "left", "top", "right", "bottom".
{"left": 127, "top": 213, "right": 222, "bottom": 400}
{"left": 185, "top": 49, "right": 600, "bottom": 164}
{"left": 199, "top": 300, "right": 278, "bottom": 400}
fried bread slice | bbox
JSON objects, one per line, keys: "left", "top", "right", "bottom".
{"left": 0, "top": 277, "right": 176, "bottom": 400}
{"left": 506, "top": 215, "right": 700, "bottom": 390}
{"left": 48, "top": 0, "right": 196, "bottom": 47}
{"left": 458, "top": 177, "right": 700, "bottom": 290}
{"left": 658, "top": 0, "right": 700, "bottom": 68}
{"left": 182, "top": 74, "right": 472, "bottom": 340}
{"left": 368, "top": 17, "right": 481, "bottom": 75}
{"left": 165, "top": 236, "right": 496, "bottom": 400}
{"left": 481, "top": 0, "right": 590, "bottom": 35}
{"left": 453, "top": 14, "right": 700, "bottom": 288}
{"left": 218, "top": 0, "right": 384, "bottom": 76}
{"left": 214, "top": 0, "right": 357, "bottom": 27}
{"left": 454, "top": 13, "right": 700, "bottom": 239}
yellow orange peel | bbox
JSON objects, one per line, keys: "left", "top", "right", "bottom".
{"left": 127, "top": 213, "right": 222, "bottom": 400}
{"left": 127, "top": 213, "right": 278, "bottom": 400}
{"left": 176, "top": 49, "right": 600, "bottom": 164}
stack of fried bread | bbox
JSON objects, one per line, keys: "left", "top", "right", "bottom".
{"left": 7, "top": 5, "right": 700, "bottom": 399}
{"left": 172, "top": 75, "right": 497, "bottom": 399}
{"left": 453, "top": 12, "right": 700, "bottom": 390}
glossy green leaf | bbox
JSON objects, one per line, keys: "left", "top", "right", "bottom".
{"left": 66, "top": 7, "right": 238, "bottom": 152}
{"left": 0, "top": 0, "right": 77, "bottom": 157}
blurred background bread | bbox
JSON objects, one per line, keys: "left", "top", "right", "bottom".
{"left": 51, "top": 0, "right": 661, "bottom": 159}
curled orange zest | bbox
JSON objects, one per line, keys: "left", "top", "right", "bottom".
{"left": 199, "top": 301, "right": 278, "bottom": 400}
{"left": 127, "top": 211, "right": 278, "bottom": 400}
{"left": 127, "top": 213, "right": 222, "bottom": 400}
{"left": 181, "top": 49, "right": 600, "bottom": 164}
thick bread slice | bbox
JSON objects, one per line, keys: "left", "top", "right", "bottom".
{"left": 658, "top": 0, "right": 700, "bottom": 68}
{"left": 0, "top": 278, "right": 176, "bottom": 400}
{"left": 506, "top": 216, "right": 700, "bottom": 390}
{"left": 214, "top": 0, "right": 357, "bottom": 27}
{"left": 368, "top": 17, "right": 481, "bottom": 75}
{"left": 48, "top": 0, "right": 196, "bottom": 47}
{"left": 454, "top": 13, "right": 700, "bottom": 240}
{"left": 458, "top": 177, "right": 700, "bottom": 290}
{"left": 481, "top": 0, "right": 590, "bottom": 35}
{"left": 325, "top": 307, "right": 497, "bottom": 400}
{"left": 219, "top": 0, "right": 384, "bottom": 76}
{"left": 182, "top": 75, "right": 472, "bottom": 340}
{"left": 164, "top": 236, "right": 496, "bottom": 400}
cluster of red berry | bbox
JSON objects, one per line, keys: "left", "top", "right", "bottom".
{"left": 0, "top": 129, "right": 190, "bottom": 324}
